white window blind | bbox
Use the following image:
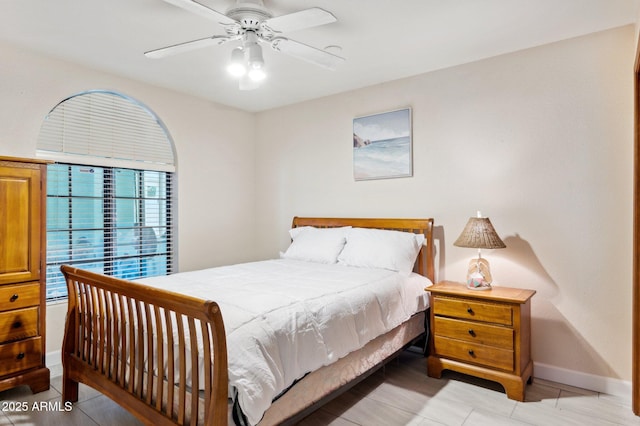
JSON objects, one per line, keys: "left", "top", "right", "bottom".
{"left": 36, "top": 91, "right": 176, "bottom": 300}
{"left": 37, "top": 90, "right": 175, "bottom": 172}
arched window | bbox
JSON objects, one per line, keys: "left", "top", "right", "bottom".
{"left": 37, "top": 90, "right": 176, "bottom": 300}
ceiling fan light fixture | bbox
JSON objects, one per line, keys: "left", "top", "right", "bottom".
{"left": 227, "top": 47, "right": 247, "bottom": 77}
{"left": 247, "top": 42, "right": 264, "bottom": 68}
{"left": 245, "top": 40, "right": 266, "bottom": 81}
{"left": 248, "top": 67, "right": 266, "bottom": 82}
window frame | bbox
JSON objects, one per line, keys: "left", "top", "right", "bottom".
{"left": 44, "top": 163, "right": 175, "bottom": 301}
{"left": 36, "top": 90, "right": 177, "bottom": 301}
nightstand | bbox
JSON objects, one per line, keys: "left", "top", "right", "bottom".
{"left": 427, "top": 281, "right": 535, "bottom": 401}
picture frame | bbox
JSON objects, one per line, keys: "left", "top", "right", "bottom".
{"left": 352, "top": 107, "right": 412, "bottom": 180}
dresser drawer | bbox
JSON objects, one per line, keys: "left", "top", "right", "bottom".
{"left": 434, "top": 335, "right": 514, "bottom": 371}
{"left": 0, "top": 283, "right": 40, "bottom": 312}
{"left": 433, "top": 296, "right": 513, "bottom": 326}
{"left": 0, "top": 307, "right": 38, "bottom": 343}
{"left": 0, "top": 337, "right": 42, "bottom": 377}
{"left": 434, "top": 316, "right": 514, "bottom": 349}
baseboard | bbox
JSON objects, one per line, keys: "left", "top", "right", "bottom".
{"left": 45, "top": 351, "right": 631, "bottom": 403}
{"left": 534, "top": 361, "right": 631, "bottom": 402}
{"left": 46, "top": 350, "right": 62, "bottom": 378}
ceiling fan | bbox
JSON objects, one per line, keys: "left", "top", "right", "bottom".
{"left": 146, "top": 0, "right": 345, "bottom": 90}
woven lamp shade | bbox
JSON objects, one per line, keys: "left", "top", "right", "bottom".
{"left": 453, "top": 217, "right": 506, "bottom": 249}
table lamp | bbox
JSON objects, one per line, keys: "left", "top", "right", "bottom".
{"left": 453, "top": 212, "right": 506, "bottom": 290}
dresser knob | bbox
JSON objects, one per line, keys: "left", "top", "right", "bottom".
{"left": 16, "top": 352, "right": 25, "bottom": 360}
{"left": 468, "top": 329, "right": 475, "bottom": 336}
{"left": 9, "top": 294, "right": 19, "bottom": 302}
{"left": 12, "top": 321, "right": 22, "bottom": 329}
{"left": 466, "top": 307, "right": 473, "bottom": 314}
{"left": 468, "top": 349, "right": 475, "bottom": 356}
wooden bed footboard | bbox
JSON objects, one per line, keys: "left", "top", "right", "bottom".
{"left": 61, "top": 265, "right": 228, "bottom": 426}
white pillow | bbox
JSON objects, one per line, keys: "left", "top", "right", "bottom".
{"left": 338, "top": 227, "right": 425, "bottom": 274}
{"left": 280, "top": 226, "right": 350, "bottom": 264}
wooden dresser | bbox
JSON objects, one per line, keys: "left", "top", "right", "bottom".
{"left": 0, "top": 156, "right": 50, "bottom": 394}
{"left": 427, "top": 281, "right": 535, "bottom": 401}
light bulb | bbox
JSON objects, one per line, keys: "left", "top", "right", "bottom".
{"left": 227, "top": 47, "right": 246, "bottom": 77}
{"left": 247, "top": 44, "right": 264, "bottom": 68}
{"left": 248, "top": 67, "right": 266, "bottom": 82}
{"left": 227, "top": 62, "right": 246, "bottom": 77}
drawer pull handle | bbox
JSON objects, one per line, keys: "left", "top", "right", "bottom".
{"left": 10, "top": 294, "right": 19, "bottom": 302}
{"left": 12, "top": 321, "right": 22, "bottom": 329}
{"left": 466, "top": 307, "right": 473, "bottom": 314}
{"left": 468, "top": 349, "right": 475, "bottom": 356}
{"left": 468, "top": 329, "right": 475, "bottom": 336}
{"left": 16, "top": 352, "right": 25, "bottom": 360}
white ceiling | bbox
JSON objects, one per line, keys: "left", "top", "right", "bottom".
{"left": 1, "top": 0, "right": 638, "bottom": 112}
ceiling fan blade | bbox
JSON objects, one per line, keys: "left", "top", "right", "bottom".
{"left": 271, "top": 38, "right": 345, "bottom": 70}
{"left": 145, "top": 35, "right": 231, "bottom": 59}
{"left": 262, "top": 7, "right": 336, "bottom": 33}
{"left": 161, "top": 0, "right": 237, "bottom": 26}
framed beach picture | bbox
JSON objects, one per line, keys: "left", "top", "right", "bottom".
{"left": 353, "top": 107, "right": 412, "bottom": 180}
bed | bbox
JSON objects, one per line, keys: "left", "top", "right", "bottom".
{"left": 61, "top": 217, "right": 435, "bottom": 426}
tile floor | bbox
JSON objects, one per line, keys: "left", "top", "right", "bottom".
{"left": 0, "top": 350, "right": 638, "bottom": 425}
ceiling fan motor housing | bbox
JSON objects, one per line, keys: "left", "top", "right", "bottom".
{"left": 226, "top": 0, "right": 272, "bottom": 30}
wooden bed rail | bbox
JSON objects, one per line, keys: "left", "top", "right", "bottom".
{"left": 61, "top": 265, "right": 228, "bottom": 426}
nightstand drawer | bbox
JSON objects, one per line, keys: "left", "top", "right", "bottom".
{"left": 434, "top": 316, "right": 514, "bottom": 349}
{"left": 434, "top": 335, "right": 514, "bottom": 371}
{"left": 0, "top": 283, "right": 40, "bottom": 312}
{"left": 433, "top": 296, "right": 513, "bottom": 326}
{"left": 0, "top": 307, "right": 39, "bottom": 343}
{"left": 0, "top": 337, "right": 43, "bottom": 376}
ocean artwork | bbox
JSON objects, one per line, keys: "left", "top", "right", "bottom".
{"left": 353, "top": 108, "right": 412, "bottom": 180}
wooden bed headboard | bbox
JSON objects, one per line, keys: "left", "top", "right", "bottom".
{"left": 291, "top": 217, "right": 435, "bottom": 283}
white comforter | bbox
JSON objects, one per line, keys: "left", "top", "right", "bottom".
{"left": 140, "top": 259, "right": 431, "bottom": 425}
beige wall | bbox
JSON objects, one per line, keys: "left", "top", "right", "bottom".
{"left": 255, "top": 26, "right": 636, "bottom": 386}
{"left": 0, "top": 41, "right": 258, "bottom": 359}
{"left": 0, "top": 25, "right": 636, "bottom": 393}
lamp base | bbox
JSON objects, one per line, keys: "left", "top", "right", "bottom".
{"left": 466, "top": 258, "right": 493, "bottom": 290}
